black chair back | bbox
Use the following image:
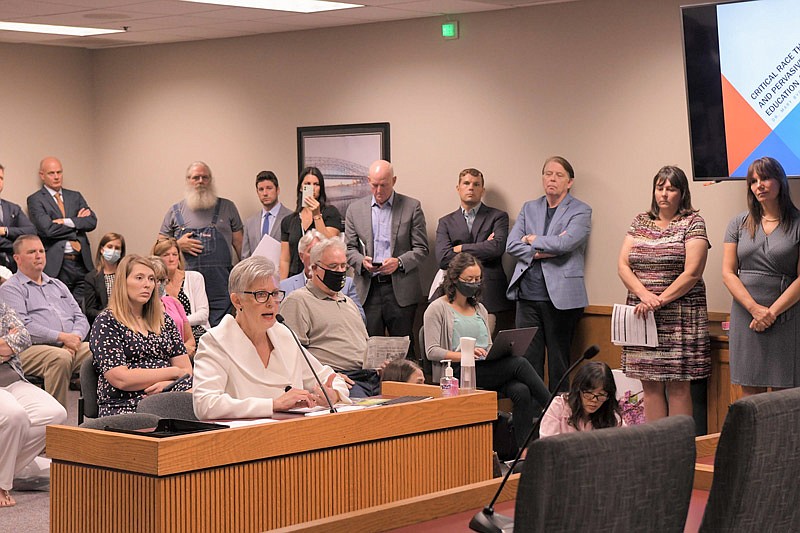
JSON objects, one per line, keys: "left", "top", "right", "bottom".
{"left": 78, "top": 356, "right": 99, "bottom": 423}
{"left": 700, "top": 388, "right": 800, "bottom": 532}
{"left": 515, "top": 415, "right": 695, "bottom": 532}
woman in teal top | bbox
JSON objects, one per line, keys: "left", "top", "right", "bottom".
{"left": 424, "top": 253, "right": 549, "bottom": 449}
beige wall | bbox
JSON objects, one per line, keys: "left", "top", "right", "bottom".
{"left": 1, "top": 0, "right": 788, "bottom": 313}
{"left": 0, "top": 44, "right": 94, "bottom": 202}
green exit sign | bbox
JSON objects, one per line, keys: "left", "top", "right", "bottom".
{"left": 442, "top": 21, "right": 459, "bottom": 40}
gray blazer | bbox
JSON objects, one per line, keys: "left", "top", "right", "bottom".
{"left": 506, "top": 193, "right": 591, "bottom": 310}
{"left": 241, "top": 203, "right": 292, "bottom": 259}
{"left": 27, "top": 187, "right": 96, "bottom": 276}
{"left": 344, "top": 192, "right": 429, "bottom": 307}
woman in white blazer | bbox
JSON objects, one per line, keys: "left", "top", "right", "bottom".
{"left": 192, "top": 256, "right": 350, "bottom": 420}
{"left": 153, "top": 237, "right": 211, "bottom": 345}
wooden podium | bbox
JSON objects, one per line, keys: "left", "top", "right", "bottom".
{"left": 47, "top": 385, "right": 496, "bottom": 533}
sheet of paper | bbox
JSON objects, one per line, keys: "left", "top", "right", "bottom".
{"left": 252, "top": 234, "right": 281, "bottom": 267}
{"left": 223, "top": 418, "right": 279, "bottom": 428}
{"left": 611, "top": 303, "right": 659, "bottom": 347}
{"left": 363, "top": 336, "right": 410, "bottom": 369}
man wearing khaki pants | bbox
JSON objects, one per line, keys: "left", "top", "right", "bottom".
{"left": 0, "top": 235, "right": 91, "bottom": 408}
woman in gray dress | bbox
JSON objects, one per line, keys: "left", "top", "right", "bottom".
{"left": 722, "top": 157, "right": 800, "bottom": 396}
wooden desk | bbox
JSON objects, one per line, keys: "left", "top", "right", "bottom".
{"left": 47, "top": 386, "right": 496, "bottom": 533}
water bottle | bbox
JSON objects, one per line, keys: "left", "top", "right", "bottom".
{"left": 459, "top": 336, "right": 477, "bottom": 394}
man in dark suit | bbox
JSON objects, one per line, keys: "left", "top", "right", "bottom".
{"left": 0, "top": 163, "right": 36, "bottom": 272}
{"left": 26, "top": 157, "right": 96, "bottom": 298}
{"left": 435, "top": 168, "right": 512, "bottom": 333}
{"left": 345, "top": 160, "right": 428, "bottom": 358}
{"left": 241, "top": 170, "right": 292, "bottom": 259}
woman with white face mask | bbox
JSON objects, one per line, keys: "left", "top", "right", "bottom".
{"left": 82, "top": 232, "right": 126, "bottom": 324}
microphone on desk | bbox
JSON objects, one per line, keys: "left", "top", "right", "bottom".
{"left": 469, "top": 344, "right": 601, "bottom": 533}
{"left": 275, "top": 314, "right": 337, "bottom": 414}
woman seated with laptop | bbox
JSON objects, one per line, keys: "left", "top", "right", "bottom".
{"left": 424, "top": 253, "right": 549, "bottom": 449}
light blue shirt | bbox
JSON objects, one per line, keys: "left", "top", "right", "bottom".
{"left": 44, "top": 185, "right": 77, "bottom": 253}
{"left": 371, "top": 192, "right": 394, "bottom": 264}
{"left": 261, "top": 202, "right": 284, "bottom": 236}
{"left": 450, "top": 308, "right": 490, "bottom": 350}
{"left": 461, "top": 202, "right": 481, "bottom": 233}
{"left": 0, "top": 271, "right": 89, "bottom": 345}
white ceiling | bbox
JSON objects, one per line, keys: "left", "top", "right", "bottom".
{"left": 0, "top": 0, "right": 575, "bottom": 49}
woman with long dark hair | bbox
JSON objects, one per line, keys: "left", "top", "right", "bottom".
{"left": 540, "top": 361, "right": 623, "bottom": 437}
{"left": 722, "top": 156, "right": 800, "bottom": 396}
{"left": 618, "top": 165, "right": 710, "bottom": 421}
{"left": 279, "top": 167, "right": 343, "bottom": 279}
{"left": 424, "top": 252, "right": 549, "bottom": 449}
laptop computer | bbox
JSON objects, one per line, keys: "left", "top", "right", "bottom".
{"left": 481, "top": 327, "right": 538, "bottom": 361}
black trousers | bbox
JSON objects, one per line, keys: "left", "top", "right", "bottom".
{"left": 57, "top": 255, "right": 89, "bottom": 304}
{"left": 516, "top": 299, "right": 583, "bottom": 392}
{"left": 364, "top": 277, "right": 417, "bottom": 359}
{"left": 452, "top": 356, "right": 549, "bottom": 448}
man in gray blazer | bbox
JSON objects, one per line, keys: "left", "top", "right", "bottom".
{"left": 241, "top": 170, "right": 292, "bottom": 259}
{"left": 26, "top": 157, "right": 97, "bottom": 298}
{"left": 0, "top": 163, "right": 36, "bottom": 272}
{"left": 435, "top": 168, "right": 512, "bottom": 333}
{"left": 506, "top": 156, "right": 591, "bottom": 392}
{"left": 345, "top": 160, "right": 428, "bottom": 358}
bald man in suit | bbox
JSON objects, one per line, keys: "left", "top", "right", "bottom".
{"left": 345, "top": 160, "right": 428, "bottom": 358}
{"left": 26, "top": 157, "right": 96, "bottom": 299}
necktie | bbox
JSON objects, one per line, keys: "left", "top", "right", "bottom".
{"left": 465, "top": 209, "right": 475, "bottom": 233}
{"left": 56, "top": 192, "right": 82, "bottom": 253}
{"left": 261, "top": 212, "right": 270, "bottom": 237}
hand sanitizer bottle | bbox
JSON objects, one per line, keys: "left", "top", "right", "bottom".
{"left": 440, "top": 360, "right": 459, "bottom": 397}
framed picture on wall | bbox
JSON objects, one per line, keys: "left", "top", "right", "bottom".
{"left": 297, "top": 122, "right": 390, "bottom": 218}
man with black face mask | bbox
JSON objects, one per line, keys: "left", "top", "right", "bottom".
{"left": 281, "top": 238, "right": 379, "bottom": 397}
{"left": 280, "top": 229, "right": 366, "bottom": 324}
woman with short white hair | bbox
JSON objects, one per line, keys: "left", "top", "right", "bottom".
{"left": 193, "top": 256, "right": 350, "bottom": 420}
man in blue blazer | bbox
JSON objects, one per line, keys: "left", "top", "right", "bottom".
{"left": 0, "top": 163, "right": 36, "bottom": 272}
{"left": 345, "top": 160, "right": 428, "bottom": 358}
{"left": 435, "top": 168, "right": 512, "bottom": 332}
{"left": 26, "top": 157, "right": 97, "bottom": 298}
{"left": 506, "top": 156, "right": 591, "bottom": 392}
{"left": 241, "top": 170, "right": 292, "bottom": 259}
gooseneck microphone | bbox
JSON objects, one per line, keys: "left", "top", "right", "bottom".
{"left": 275, "top": 314, "right": 337, "bottom": 414}
{"left": 469, "top": 344, "right": 601, "bottom": 533}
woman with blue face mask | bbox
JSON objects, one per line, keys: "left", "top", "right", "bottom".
{"left": 82, "top": 232, "right": 126, "bottom": 324}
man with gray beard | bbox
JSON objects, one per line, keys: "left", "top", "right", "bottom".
{"left": 159, "top": 161, "right": 243, "bottom": 326}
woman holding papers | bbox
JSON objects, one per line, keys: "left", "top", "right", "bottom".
{"left": 279, "top": 167, "right": 344, "bottom": 279}
{"left": 722, "top": 157, "right": 800, "bottom": 397}
{"left": 540, "top": 362, "right": 623, "bottom": 438}
{"left": 89, "top": 256, "right": 193, "bottom": 416}
{"left": 617, "top": 166, "right": 710, "bottom": 422}
{"left": 192, "top": 256, "right": 350, "bottom": 420}
{"left": 424, "top": 252, "right": 549, "bottom": 449}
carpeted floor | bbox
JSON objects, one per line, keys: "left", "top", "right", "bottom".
{"left": 3, "top": 389, "right": 79, "bottom": 533}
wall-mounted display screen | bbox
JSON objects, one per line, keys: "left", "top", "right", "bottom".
{"left": 682, "top": 0, "right": 800, "bottom": 180}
